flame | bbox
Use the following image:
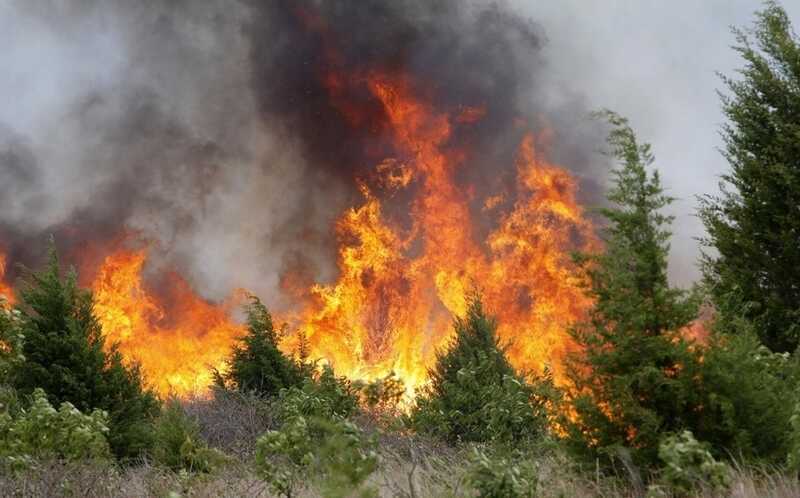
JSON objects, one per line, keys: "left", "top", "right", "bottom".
{"left": 0, "top": 252, "right": 13, "bottom": 306}
{"left": 286, "top": 72, "right": 596, "bottom": 395}
{"left": 91, "top": 249, "right": 244, "bottom": 397}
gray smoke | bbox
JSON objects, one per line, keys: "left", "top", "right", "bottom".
{"left": 4, "top": 0, "right": 751, "bottom": 306}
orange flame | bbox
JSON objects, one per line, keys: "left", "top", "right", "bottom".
{"left": 91, "top": 249, "right": 244, "bottom": 397}
{"left": 0, "top": 252, "right": 14, "bottom": 306}
{"left": 285, "top": 72, "right": 596, "bottom": 395}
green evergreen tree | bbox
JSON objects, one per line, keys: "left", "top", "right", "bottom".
{"left": 224, "top": 296, "right": 302, "bottom": 397}
{"left": 412, "top": 296, "right": 549, "bottom": 444}
{"left": 699, "top": 1, "right": 800, "bottom": 352}
{"left": 565, "top": 111, "right": 701, "bottom": 467}
{"left": 10, "top": 244, "right": 159, "bottom": 460}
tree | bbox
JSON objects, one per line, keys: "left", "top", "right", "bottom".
{"left": 565, "top": 111, "right": 702, "bottom": 468}
{"left": 10, "top": 245, "right": 159, "bottom": 460}
{"left": 223, "top": 296, "right": 302, "bottom": 397}
{"left": 411, "top": 295, "right": 550, "bottom": 444}
{"left": 699, "top": 1, "right": 800, "bottom": 352}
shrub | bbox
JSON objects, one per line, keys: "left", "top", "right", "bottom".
{"left": 466, "top": 447, "right": 538, "bottom": 498}
{"left": 278, "top": 364, "right": 360, "bottom": 422}
{"left": 358, "top": 371, "right": 405, "bottom": 414}
{"left": 223, "top": 296, "right": 302, "bottom": 397}
{"left": 10, "top": 246, "right": 159, "bottom": 459}
{"left": 649, "top": 431, "right": 729, "bottom": 497}
{"left": 786, "top": 399, "right": 800, "bottom": 474}
{"left": 152, "top": 398, "right": 226, "bottom": 473}
{"left": 696, "top": 329, "right": 799, "bottom": 464}
{"left": 0, "top": 300, "right": 24, "bottom": 380}
{"left": 255, "top": 414, "right": 378, "bottom": 498}
{"left": 411, "top": 297, "right": 549, "bottom": 445}
{"left": 0, "top": 388, "right": 110, "bottom": 470}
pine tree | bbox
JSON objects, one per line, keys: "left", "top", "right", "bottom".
{"left": 699, "top": 2, "right": 800, "bottom": 352}
{"left": 412, "top": 295, "right": 549, "bottom": 444}
{"left": 224, "top": 296, "right": 302, "bottom": 397}
{"left": 10, "top": 244, "right": 159, "bottom": 460}
{"left": 565, "top": 111, "right": 701, "bottom": 467}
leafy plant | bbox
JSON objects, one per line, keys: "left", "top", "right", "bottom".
{"left": 697, "top": 329, "right": 799, "bottom": 464}
{"left": 152, "top": 398, "right": 226, "bottom": 473}
{"left": 650, "top": 431, "right": 729, "bottom": 496}
{"left": 278, "top": 364, "right": 360, "bottom": 422}
{"left": 255, "top": 414, "right": 378, "bottom": 498}
{"left": 0, "top": 388, "right": 110, "bottom": 470}
{"left": 0, "top": 300, "right": 24, "bottom": 381}
{"left": 358, "top": 371, "right": 405, "bottom": 414}
{"left": 466, "top": 447, "right": 538, "bottom": 498}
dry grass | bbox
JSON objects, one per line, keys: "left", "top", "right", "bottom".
{"left": 3, "top": 396, "right": 798, "bottom": 497}
{"left": 2, "top": 455, "right": 799, "bottom": 497}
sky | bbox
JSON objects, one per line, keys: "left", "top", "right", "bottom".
{"left": 0, "top": 1, "right": 798, "bottom": 296}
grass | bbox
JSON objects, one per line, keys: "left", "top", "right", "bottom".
{"left": 2, "top": 394, "right": 798, "bottom": 498}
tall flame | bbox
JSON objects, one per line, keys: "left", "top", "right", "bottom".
{"left": 285, "top": 72, "right": 596, "bottom": 394}
{"left": 91, "top": 249, "right": 244, "bottom": 397}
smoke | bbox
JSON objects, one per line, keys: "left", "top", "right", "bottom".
{"left": 0, "top": 0, "right": 609, "bottom": 306}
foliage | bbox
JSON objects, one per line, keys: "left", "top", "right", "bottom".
{"left": 647, "top": 431, "right": 729, "bottom": 497}
{"left": 466, "top": 447, "right": 538, "bottom": 498}
{"left": 699, "top": 1, "right": 800, "bottom": 353}
{"left": 223, "top": 296, "right": 303, "bottom": 397}
{"left": 696, "top": 328, "right": 799, "bottom": 464}
{"left": 0, "top": 300, "right": 24, "bottom": 381}
{"left": 277, "top": 364, "right": 360, "bottom": 422}
{"left": 255, "top": 402, "right": 378, "bottom": 498}
{"left": 412, "top": 297, "right": 550, "bottom": 445}
{"left": 0, "top": 388, "right": 110, "bottom": 470}
{"left": 152, "top": 398, "right": 226, "bottom": 473}
{"left": 564, "top": 111, "right": 702, "bottom": 468}
{"left": 786, "top": 398, "right": 800, "bottom": 473}
{"left": 9, "top": 244, "right": 160, "bottom": 460}
{"left": 357, "top": 371, "right": 405, "bottom": 413}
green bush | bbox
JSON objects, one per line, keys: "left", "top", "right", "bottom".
{"left": 0, "top": 300, "right": 24, "bottom": 380}
{"left": 466, "top": 447, "right": 538, "bottom": 498}
{"left": 357, "top": 371, "right": 405, "bottom": 413}
{"left": 277, "top": 364, "right": 360, "bottom": 422}
{"left": 223, "top": 296, "right": 303, "bottom": 397}
{"left": 411, "top": 297, "right": 549, "bottom": 445}
{"left": 0, "top": 388, "right": 110, "bottom": 470}
{"left": 696, "top": 329, "right": 799, "bottom": 464}
{"left": 255, "top": 414, "right": 378, "bottom": 498}
{"left": 10, "top": 246, "right": 160, "bottom": 460}
{"left": 786, "top": 399, "right": 800, "bottom": 474}
{"left": 152, "top": 398, "right": 226, "bottom": 473}
{"left": 648, "top": 431, "right": 729, "bottom": 497}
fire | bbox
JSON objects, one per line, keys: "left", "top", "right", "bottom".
{"left": 91, "top": 249, "right": 244, "bottom": 397}
{"left": 0, "top": 252, "right": 13, "bottom": 306}
{"left": 286, "top": 71, "right": 596, "bottom": 395}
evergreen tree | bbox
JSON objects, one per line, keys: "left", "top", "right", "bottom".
{"left": 412, "top": 296, "right": 549, "bottom": 444}
{"left": 565, "top": 111, "right": 701, "bottom": 467}
{"left": 224, "top": 296, "right": 302, "bottom": 397}
{"left": 10, "top": 244, "right": 159, "bottom": 460}
{"left": 699, "top": 1, "right": 800, "bottom": 352}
